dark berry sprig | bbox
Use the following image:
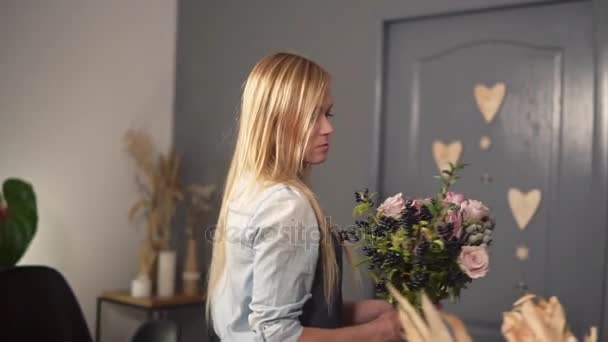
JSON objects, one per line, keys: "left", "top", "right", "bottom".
{"left": 383, "top": 250, "right": 402, "bottom": 268}
{"left": 375, "top": 279, "right": 388, "bottom": 295}
{"left": 407, "top": 272, "right": 429, "bottom": 289}
{"left": 447, "top": 270, "right": 471, "bottom": 287}
{"left": 412, "top": 240, "right": 429, "bottom": 267}
{"left": 418, "top": 205, "right": 433, "bottom": 222}
{"left": 400, "top": 201, "right": 420, "bottom": 228}
{"left": 445, "top": 237, "right": 462, "bottom": 258}
{"left": 354, "top": 188, "right": 371, "bottom": 203}
{"left": 438, "top": 223, "right": 454, "bottom": 240}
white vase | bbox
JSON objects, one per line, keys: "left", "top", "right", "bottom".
{"left": 157, "top": 249, "right": 176, "bottom": 297}
{"left": 130, "top": 273, "right": 151, "bottom": 298}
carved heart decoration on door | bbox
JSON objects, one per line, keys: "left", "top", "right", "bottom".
{"left": 474, "top": 82, "right": 506, "bottom": 124}
{"left": 508, "top": 188, "right": 541, "bottom": 230}
{"left": 432, "top": 140, "right": 462, "bottom": 173}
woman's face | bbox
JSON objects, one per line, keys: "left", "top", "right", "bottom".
{"left": 304, "top": 89, "right": 334, "bottom": 165}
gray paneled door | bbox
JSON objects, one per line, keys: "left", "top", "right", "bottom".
{"left": 379, "top": 1, "right": 601, "bottom": 340}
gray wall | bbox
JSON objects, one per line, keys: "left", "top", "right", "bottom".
{"left": 174, "top": 0, "right": 377, "bottom": 301}
{"left": 173, "top": 0, "right": 566, "bottom": 339}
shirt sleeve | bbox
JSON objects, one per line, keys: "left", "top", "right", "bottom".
{"left": 247, "top": 186, "right": 320, "bottom": 342}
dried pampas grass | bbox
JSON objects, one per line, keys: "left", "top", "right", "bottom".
{"left": 124, "top": 128, "right": 184, "bottom": 276}
{"left": 502, "top": 294, "right": 597, "bottom": 342}
{"left": 387, "top": 284, "right": 597, "bottom": 342}
{"left": 387, "top": 284, "right": 472, "bottom": 342}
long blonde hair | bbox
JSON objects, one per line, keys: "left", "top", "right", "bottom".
{"left": 205, "top": 52, "right": 339, "bottom": 318}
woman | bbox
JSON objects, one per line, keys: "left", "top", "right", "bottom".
{"left": 206, "top": 52, "right": 402, "bottom": 341}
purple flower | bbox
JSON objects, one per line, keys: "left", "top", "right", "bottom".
{"left": 460, "top": 199, "right": 490, "bottom": 222}
{"left": 445, "top": 209, "right": 464, "bottom": 238}
{"left": 377, "top": 193, "right": 406, "bottom": 219}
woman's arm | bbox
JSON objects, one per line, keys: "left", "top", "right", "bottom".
{"left": 301, "top": 324, "right": 379, "bottom": 342}
{"left": 341, "top": 299, "right": 394, "bottom": 325}
{"left": 247, "top": 187, "right": 402, "bottom": 342}
{"left": 247, "top": 188, "right": 320, "bottom": 342}
{"left": 300, "top": 309, "right": 402, "bottom": 342}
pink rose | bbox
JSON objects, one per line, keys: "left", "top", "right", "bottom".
{"left": 411, "top": 198, "right": 431, "bottom": 209}
{"left": 378, "top": 193, "right": 406, "bottom": 219}
{"left": 445, "top": 209, "right": 463, "bottom": 238}
{"left": 444, "top": 192, "right": 465, "bottom": 205}
{"left": 460, "top": 199, "right": 490, "bottom": 222}
{"left": 458, "top": 246, "right": 490, "bottom": 279}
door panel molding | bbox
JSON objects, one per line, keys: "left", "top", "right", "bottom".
{"left": 421, "top": 40, "right": 561, "bottom": 62}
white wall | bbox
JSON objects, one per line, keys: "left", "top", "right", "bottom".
{"left": 0, "top": 0, "right": 177, "bottom": 338}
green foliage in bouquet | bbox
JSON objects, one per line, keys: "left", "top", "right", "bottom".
{"left": 349, "top": 163, "right": 494, "bottom": 309}
{"left": 0, "top": 178, "right": 38, "bottom": 267}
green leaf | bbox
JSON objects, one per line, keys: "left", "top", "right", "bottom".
{"left": 420, "top": 227, "right": 433, "bottom": 240}
{"left": 352, "top": 202, "right": 372, "bottom": 217}
{"left": 430, "top": 239, "right": 445, "bottom": 252}
{"left": 390, "top": 230, "right": 405, "bottom": 250}
{"left": 0, "top": 179, "right": 38, "bottom": 266}
{"left": 427, "top": 203, "right": 438, "bottom": 217}
{"left": 387, "top": 268, "right": 398, "bottom": 281}
{"left": 378, "top": 244, "right": 388, "bottom": 253}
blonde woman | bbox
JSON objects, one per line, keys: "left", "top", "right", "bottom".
{"left": 206, "top": 52, "right": 402, "bottom": 342}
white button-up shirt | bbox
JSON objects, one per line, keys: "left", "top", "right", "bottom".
{"left": 211, "top": 176, "right": 320, "bottom": 341}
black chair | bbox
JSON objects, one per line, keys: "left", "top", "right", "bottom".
{"left": 131, "top": 319, "right": 179, "bottom": 342}
{"left": 0, "top": 265, "right": 93, "bottom": 342}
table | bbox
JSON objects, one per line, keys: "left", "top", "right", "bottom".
{"left": 95, "top": 290, "right": 206, "bottom": 342}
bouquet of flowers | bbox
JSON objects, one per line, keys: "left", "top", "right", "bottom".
{"left": 346, "top": 163, "right": 495, "bottom": 308}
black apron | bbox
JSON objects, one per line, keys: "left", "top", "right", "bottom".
{"left": 299, "top": 234, "right": 343, "bottom": 328}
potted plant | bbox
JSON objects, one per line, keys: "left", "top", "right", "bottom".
{"left": 124, "top": 129, "right": 183, "bottom": 297}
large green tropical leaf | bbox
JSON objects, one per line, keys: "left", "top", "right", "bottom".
{"left": 0, "top": 178, "right": 38, "bottom": 266}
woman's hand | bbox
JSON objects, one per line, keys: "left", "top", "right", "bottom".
{"left": 300, "top": 303, "right": 403, "bottom": 342}
{"left": 370, "top": 309, "right": 403, "bottom": 342}
{"left": 342, "top": 299, "right": 395, "bottom": 325}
